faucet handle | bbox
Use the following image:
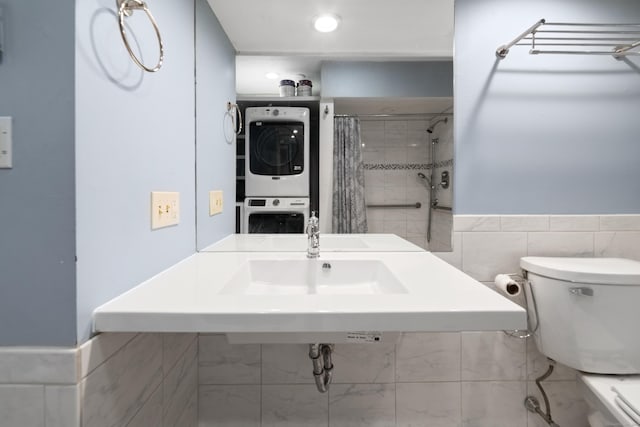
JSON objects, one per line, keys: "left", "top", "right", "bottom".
{"left": 308, "top": 211, "right": 319, "bottom": 225}
{"left": 306, "top": 211, "right": 318, "bottom": 235}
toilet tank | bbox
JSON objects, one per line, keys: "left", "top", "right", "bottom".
{"left": 520, "top": 257, "right": 640, "bottom": 374}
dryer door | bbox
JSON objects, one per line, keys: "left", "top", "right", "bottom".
{"left": 249, "top": 121, "right": 305, "bottom": 176}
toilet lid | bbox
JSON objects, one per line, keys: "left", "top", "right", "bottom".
{"left": 520, "top": 257, "right": 640, "bottom": 285}
{"left": 614, "top": 384, "right": 640, "bottom": 423}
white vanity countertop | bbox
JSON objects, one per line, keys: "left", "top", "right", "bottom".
{"left": 201, "top": 233, "right": 424, "bottom": 252}
{"left": 93, "top": 250, "right": 526, "bottom": 334}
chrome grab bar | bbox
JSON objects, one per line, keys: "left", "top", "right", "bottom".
{"left": 366, "top": 202, "right": 421, "bottom": 209}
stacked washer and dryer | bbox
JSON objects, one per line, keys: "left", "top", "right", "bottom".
{"left": 242, "top": 106, "right": 311, "bottom": 233}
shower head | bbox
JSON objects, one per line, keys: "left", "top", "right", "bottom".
{"left": 427, "top": 117, "right": 448, "bottom": 134}
{"left": 417, "top": 172, "right": 432, "bottom": 186}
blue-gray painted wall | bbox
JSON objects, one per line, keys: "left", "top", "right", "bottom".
{"left": 0, "top": 1, "right": 77, "bottom": 346}
{"left": 75, "top": 0, "right": 236, "bottom": 343}
{"left": 0, "top": 0, "right": 235, "bottom": 346}
{"left": 455, "top": 0, "right": 640, "bottom": 214}
{"left": 75, "top": 0, "right": 197, "bottom": 343}
{"left": 321, "top": 61, "right": 453, "bottom": 98}
{"left": 195, "top": 0, "right": 237, "bottom": 250}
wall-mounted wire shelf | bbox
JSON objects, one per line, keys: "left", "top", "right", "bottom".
{"left": 496, "top": 19, "right": 640, "bottom": 59}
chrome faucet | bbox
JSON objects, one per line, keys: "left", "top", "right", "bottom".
{"left": 306, "top": 211, "right": 320, "bottom": 258}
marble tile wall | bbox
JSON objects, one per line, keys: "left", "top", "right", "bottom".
{"left": 0, "top": 332, "right": 198, "bottom": 427}
{"left": 0, "top": 343, "right": 81, "bottom": 427}
{"left": 198, "top": 332, "right": 539, "bottom": 427}
{"left": 199, "top": 214, "right": 640, "bottom": 427}
{"left": 361, "top": 119, "right": 453, "bottom": 252}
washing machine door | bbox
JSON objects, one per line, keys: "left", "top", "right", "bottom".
{"left": 247, "top": 212, "right": 306, "bottom": 234}
{"left": 248, "top": 120, "right": 305, "bottom": 176}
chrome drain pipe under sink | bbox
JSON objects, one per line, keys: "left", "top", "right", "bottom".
{"left": 309, "top": 344, "right": 334, "bottom": 393}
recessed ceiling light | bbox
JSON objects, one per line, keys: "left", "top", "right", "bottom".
{"left": 314, "top": 14, "right": 340, "bottom": 33}
{"left": 265, "top": 72, "right": 280, "bottom": 80}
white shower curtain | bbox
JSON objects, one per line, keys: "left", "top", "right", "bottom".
{"left": 332, "top": 117, "right": 368, "bottom": 233}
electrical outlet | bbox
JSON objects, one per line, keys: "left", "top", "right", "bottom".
{"left": 151, "top": 191, "right": 180, "bottom": 229}
{"left": 209, "top": 190, "right": 223, "bottom": 215}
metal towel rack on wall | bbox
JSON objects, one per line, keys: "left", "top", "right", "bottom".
{"left": 496, "top": 19, "right": 640, "bottom": 59}
{"left": 117, "top": 0, "right": 164, "bottom": 72}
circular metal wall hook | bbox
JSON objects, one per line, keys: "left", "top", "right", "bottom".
{"left": 117, "top": 0, "right": 164, "bottom": 73}
{"left": 227, "top": 102, "right": 243, "bottom": 135}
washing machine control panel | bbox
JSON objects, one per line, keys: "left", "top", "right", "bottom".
{"left": 245, "top": 197, "right": 310, "bottom": 209}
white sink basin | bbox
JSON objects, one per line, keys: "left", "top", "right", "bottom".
{"left": 93, "top": 248, "right": 528, "bottom": 336}
{"left": 220, "top": 259, "right": 408, "bottom": 296}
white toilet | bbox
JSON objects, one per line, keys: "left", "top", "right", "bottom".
{"left": 520, "top": 257, "right": 640, "bottom": 427}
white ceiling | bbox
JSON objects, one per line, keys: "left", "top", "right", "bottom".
{"left": 207, "top": 0, "right": 454, "bottom": 103}
{"left": 207, "top": 0, "right": 454, "bottom": 57}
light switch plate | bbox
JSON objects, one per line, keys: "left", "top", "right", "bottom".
{"left": 151, "top": 191, "right": 180, "bottom": 229}
{"left": 0, "top": 117, "right": 12, "bottom": 168}
{"left": 209, "top": 190, "right": 223, "bottom": 216}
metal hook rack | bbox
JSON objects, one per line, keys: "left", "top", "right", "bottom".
{"left": 496, "top": 18, "right": 640, "bottom": 59}
{"left": 117, "top": 0, "right": 164, "bottom": 72}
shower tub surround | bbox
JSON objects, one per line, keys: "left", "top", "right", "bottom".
{"left": 2, "top": 216, "right": 639, "bottom": 426}
{"left": 361, "top": 119, "right": 454, "bottom": 252}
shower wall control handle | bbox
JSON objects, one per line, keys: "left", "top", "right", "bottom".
{"left": 439, "top": 171, "right": 450, "bottom": 189}
{"left": 569, "top": 287, "right": 593, "bottom": 297}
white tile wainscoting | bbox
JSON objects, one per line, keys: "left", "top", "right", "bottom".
{"left": 0, "top": 333, "right": 197, "bottom": 427}
{"left": 197, "top": 333, "right": 580, "bottom": 427}
{"left": 199, "top": 214, "right": 640, "bottom": 427}
{"left": 2, "top": 214, "right": 639, "bottom": 426}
